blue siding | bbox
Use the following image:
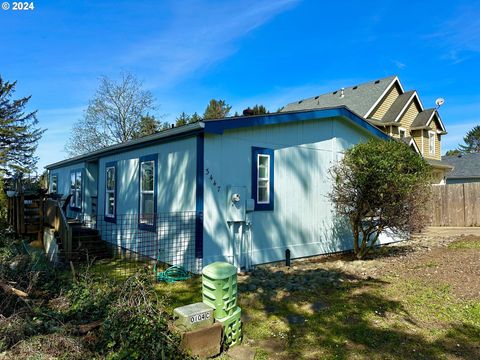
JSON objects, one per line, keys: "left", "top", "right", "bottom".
{"left": 202, "top": 117, "right": 396, "bottom": 267}
{"left": 96, "top": 137, "right": 198, "bottom": 269}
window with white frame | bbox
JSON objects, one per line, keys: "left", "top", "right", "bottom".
{"left": 399, "top": 127, "right": 407, "bottom": 139}
{"left": 70, "top": 170, "right": 82, "bottom": 209}
{"left": 252, "top": 147, "right": 274, "bottom": 210}
{"left": 105, "top": 164, "right": 116, "bottom": 219}
{"left": 140, "top": 158, "right": 155, "bottom": 226}
{"left": 429, "top": 131, "right": 435, "bottom": 155}
{"left": 257, "top": 154, "right": 270, "bottom": 204}
{"left": 51, "top": 175, "right": 58, "bottom": 194}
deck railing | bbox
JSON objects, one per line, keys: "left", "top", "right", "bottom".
{"left": 45, "top": 198, "right": 73, "bottom": 258}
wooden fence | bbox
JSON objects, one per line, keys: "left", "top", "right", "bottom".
{"left": 430, "top": 183, "right": 480, "bottom": 227}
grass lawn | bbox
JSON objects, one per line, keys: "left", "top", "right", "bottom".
{"left": 126, "top": 232, "right": 480, "bottom": 360}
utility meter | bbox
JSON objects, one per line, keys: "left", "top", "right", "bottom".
{"left": 226, "top": 186, "right": 246, "bottom": 222}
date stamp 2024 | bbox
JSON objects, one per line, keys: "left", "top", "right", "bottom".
{"left": 2, "top": 2, "right": 35, "bottom": 11}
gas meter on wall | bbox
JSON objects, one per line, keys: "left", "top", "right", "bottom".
{"left": 226, "top": 186, "right": 246, "bottom": 222}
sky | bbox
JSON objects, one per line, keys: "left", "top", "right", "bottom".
{"left": 1, "top": 0, "right": 479, "bottom": 171}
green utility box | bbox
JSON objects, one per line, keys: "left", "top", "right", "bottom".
{"left": 202, "top": 262, "right": 238, "bottom": 319}
{"left": 173, "top": 302, "right": 214, "bottom": 331}
{"left": 216, "top": 306, "right": 242, "bottom": 347}
{"left": 202, "top": 262, "right": 242, "bottom": 348}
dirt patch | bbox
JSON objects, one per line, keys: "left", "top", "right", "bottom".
{"left": 2, "top": 333, "right": 90, "bottom": 360}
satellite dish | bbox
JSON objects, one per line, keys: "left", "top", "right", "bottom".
{"left": 435, "top": 98, "right": 445, "bottom": 107}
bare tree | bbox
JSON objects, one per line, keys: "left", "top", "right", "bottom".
{"left": 65, "top": 72, "right": 156, "bottom": 156}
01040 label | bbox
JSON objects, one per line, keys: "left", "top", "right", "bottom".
{"left": 190, "top": 312, "right": 210, "bottom": 324}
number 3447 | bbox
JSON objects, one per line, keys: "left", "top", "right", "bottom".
{"left": 12, "top": 2, "right": 34, "bottom": 10}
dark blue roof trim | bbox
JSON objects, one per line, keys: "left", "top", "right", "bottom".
{"left": 203, "top": 107, "right": 390, "bottom": 140}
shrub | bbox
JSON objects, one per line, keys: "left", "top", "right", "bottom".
{"left": 102, "top": 273, "right": 190, "bottom": 360}
{"left": 330, "top": 138, "right": 431, "bottom": 259}
{"left": 65, "top": 267, "right": 118, "bottom": 323}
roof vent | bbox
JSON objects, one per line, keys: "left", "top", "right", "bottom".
{"left": 374, "top": 80, "right": 380, "bottom": 84}
{"left": 298, "top": 100, "right": 303, "bottom": 104}
{"left": 340, "top": 88, "right": 345, "bottom": 98}
{"left": 352, "top": 86, "right": 358, "bottom": 90}
{"left": 333, "top": 91, "right": 338, "bottom": 95}
{"left": 314, "top": 96, "right": 319, "bottom": 99}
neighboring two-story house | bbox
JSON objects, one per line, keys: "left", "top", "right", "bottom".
{"left": 282, "top": 76, "right": 453, "bottom": 183}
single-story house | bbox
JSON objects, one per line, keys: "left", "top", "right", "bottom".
{"left": 442, "top": 153, "right": 480, "bottom": 184}
{"left": 46, "top": 107, "right": 398, "bottom": 273}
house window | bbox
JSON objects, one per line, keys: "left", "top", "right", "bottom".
{"left": 252, "top": 147, "right": 274, "bottom": 211}
{"left": 51, "top": 174, "right": 58, "bottom": 194}
{"left": 70, "top": 169, "right": 82, "bottom": 210}
{"left": 105, "top": 162, "right": 116, "bottom": 222}
{"left": 429, "top": 131, "right": 435, "bottom": 155}
{"left": 139, "top": 155, "right": 157, "bottom": 230}
{"left": 399, "top": 128, "right": 407, "bottom": 139}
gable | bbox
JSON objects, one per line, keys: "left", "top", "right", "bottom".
{"left": 369, "top": 82, "right": 402, "bottom": 120}
{"left": 398, "top": 97, "right": 422, "bottom": 129}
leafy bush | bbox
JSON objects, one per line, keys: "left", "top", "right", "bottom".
{"left": 65, "top": 267, "right": 118, "bottom": 323}
{"left": 330, "top": 138, "right": 432, "bottom": 259}
{"left": 102, "top": 273, "right": 190, "bottom": 360}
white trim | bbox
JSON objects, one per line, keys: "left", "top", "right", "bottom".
{"left": 364, "top": 77, "right": 401, "bottom": 118}
{"left": 426, "top": 110, "right": 447, "bottom": 132}
{"left": 140, "top": 160, "right": 155, "bottom": 224}
{"left": 256, "top": 154, "right": 270, "bottom": 204}
{"left": 398, "top": 127, "right": 407, "bottom": 139}
{"left": 428, "top": 130, "right": 436, "bottom": 155}
{"left": 421, "top": 132, "right": 424, "bottom": 155}
{"left": 105, "top": 166, "right": 115, "bottom": 218}
{"left": 393, "top": 91, "right": 424, "bottom": 122}
{"left": 409, "top": 138, "right": 420, "bottom": 153}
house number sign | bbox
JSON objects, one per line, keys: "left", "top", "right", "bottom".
{"left": 205, "top": 168, "right": 221, "bottom": 192}
{"left": 190, "top": 311, "right": 211, "bottom": 324}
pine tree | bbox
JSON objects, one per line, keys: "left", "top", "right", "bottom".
{"left": 459, "top": 125, "right": 480, "bottom": 153}
{"left": 0, "top": 76, "right": 44, "bottom": 175}
{"left": 251, "top": 104, "right": 269, "bottom": 115}
{"left": 189, "top": 112, "right": 202, "bottom": 123}
{"left": 175, "top": 112, "right": 191, "bottom": 126}
{"left": 203, "top": 99, "right": 232, "bottom": 120}
{"left": 137, "top": 115, "right": 160, "bottom": 137}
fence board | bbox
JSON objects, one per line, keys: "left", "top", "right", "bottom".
{"left": 430, "top": 183, "right": 480, "bottom": 227}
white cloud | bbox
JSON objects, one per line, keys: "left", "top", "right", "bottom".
{"left": 426, "top": 5, "right": 480, "bottom": 64}
{"left": 120, "top": 0, "right": 299, "bottom": 88}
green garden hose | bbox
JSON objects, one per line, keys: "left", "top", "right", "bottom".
{"left": 154, "top": 264, "right": 191, "bottom": 283}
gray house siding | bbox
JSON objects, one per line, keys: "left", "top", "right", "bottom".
{"left": 202, "top": 117, "right": 395, "bottom": 268}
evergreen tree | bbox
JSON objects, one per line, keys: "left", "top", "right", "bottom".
{"left": 137, "top": 115, "right": 160, "bottom": 137}
{"left": 175, "top": 112, "right": 191, "bottom": 126}
{"left": 203, "top": 99, "right": 232, "bottom": 120}
{"left": 189, "top": 112, "right": 202, "bottom": 123}
{"left": 0, "top": 76, "right": 44, "bottom": 175}
{"left": 445, "top": 149, "right": 461, "bottom": 156}
{"left": 459, "top": 125, "right": 480, "bottom": 153}
{"left": 251, "top": 104, "right": 269, "bottom": 115}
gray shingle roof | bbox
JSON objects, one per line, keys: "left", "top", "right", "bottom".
{"left": 380, "top": 91, "right": 415, "bottom": 122}
{"left": 411, "top": 109, "right": 435, "bottom": 129}
{"left": 281, "top": 75, "right": 397, "bottom": 117}
{"left": 442, "top": 153, "right": 480, "bottom": 178}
